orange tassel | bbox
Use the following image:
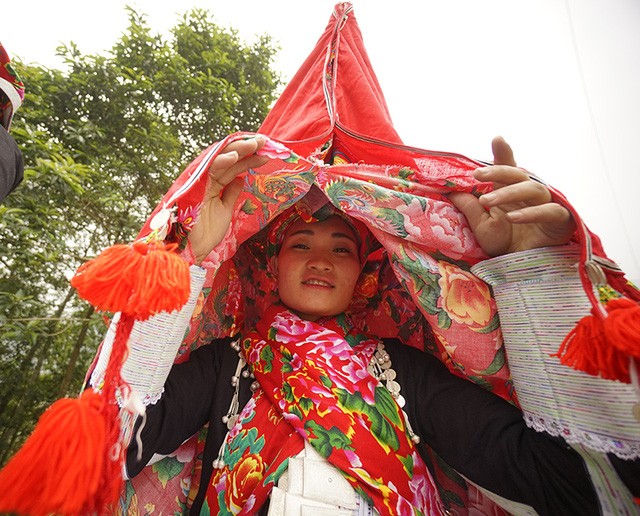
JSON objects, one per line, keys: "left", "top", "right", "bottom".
{"left": 554, "top": 299, "right": 639, "bottom": 383}
{"left": 71, "top": 240, "right": 190, "bottom": 320}
{"left": 0, "top": 390, "right": 121, "bottom": 516}
{"left": 1, "top": 239, "right": 191, "bottom": 513}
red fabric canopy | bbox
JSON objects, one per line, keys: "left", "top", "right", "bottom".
{"left": 259, "top": 2, "right": 416, "bottom": 166}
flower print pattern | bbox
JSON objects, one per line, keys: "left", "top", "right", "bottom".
{"left": 223, "top": 453, "right": 264, "bottom": 513}
{"left": 437, "top": 261, "right": 493, "bottom": 327}
{"left": 256, "top": 138, "right": 300, "bottom": 163}
{"left": 203, "top": 307, "right": 439, "bottom": 514}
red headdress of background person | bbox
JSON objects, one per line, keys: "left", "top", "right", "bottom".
{"left": 0, "top": 43, "right": 25, "bottom": 202}
{"left": 0, "top": 3, "right": 638, "bottom": 515}
{"left": 0, "top": 42, "right": 25, "bottom": 130}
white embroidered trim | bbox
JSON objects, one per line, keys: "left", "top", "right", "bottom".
{"left": 523, "top": 413, "right": 640, "bottom": 460}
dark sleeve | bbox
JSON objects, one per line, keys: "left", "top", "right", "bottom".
{"left": 126, "top": 342, "right": 224, "bottom": 477}
{"left": 386, "top": 340, "right": 599, "bottom": 516}
{"left": 0, "top": 126, "right": 23, "bottom": 202}
{"left": 609, "top": 455, "right": 640, "bottom": 498}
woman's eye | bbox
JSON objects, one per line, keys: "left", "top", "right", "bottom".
{"left": 334, "top": 247, "right": 352, "bottom": 254}
{"left": 292, "top": 243, "right": 309, "bottom": 249}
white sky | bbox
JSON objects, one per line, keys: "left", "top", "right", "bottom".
{"left": 3, "top": 0, "right": 639, "bottom": 280}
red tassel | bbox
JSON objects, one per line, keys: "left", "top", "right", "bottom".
{"left": 71, "top": 240, "right": 190, "bottom": 320}
{"left": 603, "top": 297, "right": 640, "bottom": 358}
{"left": 0, "top": 390, "right": 120, "bottom": 515}
{"left": 1, "top": 239, "right": 191, "bottom": 513}
{"left": 0, "top": 315, "right": 135, "bottom": 514}
{"left": 554, "top": 299, "right": 639, "bottom": 383}
{"left": 554, "top": 313, "right": 605, "bottom": 377}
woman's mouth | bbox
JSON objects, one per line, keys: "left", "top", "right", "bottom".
{"left": 302, "top": 278, "right": 333, "bottom": 288}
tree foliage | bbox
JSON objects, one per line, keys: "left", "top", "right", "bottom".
{"left": 0, "top": 7, "right": 280, "bottom": 464}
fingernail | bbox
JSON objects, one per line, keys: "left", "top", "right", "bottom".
{"left": 481, "top": 192, "right": 496, "bottom": 203}
{"left": 507, "top": 211, "right": 523, "bottom": 222}
{"left": 474, "top": 167, "right": 488, "bottom": 178}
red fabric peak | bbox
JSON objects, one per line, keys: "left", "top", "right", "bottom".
{"left": 259, "top": 3, "right": 410, "bottom": 165}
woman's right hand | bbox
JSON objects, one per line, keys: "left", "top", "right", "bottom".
{"left": 189, "top": 137, "right": 268, "bottom": 264}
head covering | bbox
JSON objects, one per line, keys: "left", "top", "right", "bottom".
{"left": 0, "top": 43, "right": 25, "bottom": 130}
{"left": 266, "top": 186, "right": 376, "bottom": 270}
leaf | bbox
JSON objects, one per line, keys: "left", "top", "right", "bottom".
{"left": 282, "top": 382, "right": 294, "bottom": 402}
{"left": 373, "top": 386, "right": 402, "bottom": 426}
{"left": 397, "top": 167, "right": 414, "bottom": 180}
{"left": 319, "top": 374, "right": 333, "bottom": 389}
{"left": 434, "top": 453, "right": 467, "bottom": 490}
{"left": 340, "top": 389, "right": 401, "bottom": 451}
{"left": 241, "top": 199, "right": 258, "bottom": 214}
{"left": 260, "top": 345, "right": 274, "bottom": 373}
{"left": 374, "top": 207, "right": 409, "bottom": 237}
{"left": 398, "top": 453, "right": 414, "bottom": 476}
{"left": 437, "top": 309, "right": 452, "bottom": 330}
{"left": 473, "top": 346, "right": 506, "bottom": 376}
{"left": 442, "top": 490, "right": 465, "bottom": 508}
{"left": 299, "top": 397, "right": 314, "bottom": 413}
{"left": 304, "top": 421, "right": 352, "bottom": 458}
{"left": 289, "top": 405, "right": 304, "bottom": 421}
{"left": 336, "top": 389, "right": 366, "bottom": 412}
{"left": 467, "top": 375, "right": 494, "bottom": 391}
{"left": 151, "top": 456, "right": 185, "bottom": 488}
{"left": 473, "top": 312, "right": 501, "bottom": 334}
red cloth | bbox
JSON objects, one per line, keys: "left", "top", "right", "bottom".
{"left": 259, "top": 3, "right": 414, "bottom": 167}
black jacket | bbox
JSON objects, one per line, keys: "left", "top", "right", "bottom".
{"left": 0, "top": 126, "right": 23, "bottom": 202}
{"left": 127, "top": 337, "right": 600, "bottom": 515}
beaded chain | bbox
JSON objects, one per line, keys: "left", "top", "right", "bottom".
{"left": 367, "top": 342, "right": 420, "bottom": 444}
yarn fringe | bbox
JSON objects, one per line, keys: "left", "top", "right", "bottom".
{"left": 71, "top": 240, "right": 191, "bottom": 320}
{"left": 0, "top": 298, "right": 141, "bottom": 513}
{"left": 555, "top": 297, "right": 640, "bottom": 383}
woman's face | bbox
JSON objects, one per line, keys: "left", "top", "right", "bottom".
{"left": 275, "top": 216, "right": 361, "bottom": 321}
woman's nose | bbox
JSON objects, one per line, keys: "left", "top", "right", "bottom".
{"left": 307, "top": 252, "right": 332, "bottom": 271}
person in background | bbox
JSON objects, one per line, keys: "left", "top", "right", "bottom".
{"left": 0, "top": 42, "right": 25, "bottom": 203}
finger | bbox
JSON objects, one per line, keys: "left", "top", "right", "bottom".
{"left": 479, "top": 180, "right": 552, "bottom": 208}
{"left": 220, "top": 176, "right": 244, "bottom": 209}
{"left": 449, "top": 192, "right": 490, "bottom": 229}
{"left": 208, "top": 141, "right": 268, "bottom": 194}
{"left": 505, "top": 202, "right": 573, "bottom": 225}
{"left": 491, "top": 136, "right": 517, "bottom": 166}
{"left": 474, "top": 165, "right": 530, "bottom": 186}
{"left": 212, "top": 154, "right": 269, "bottom": 188}
{"left": 210, "top": 138, "right": 265, "bottom": 170}
{"left": 209, "top": 150, "right": 240, "bottom": 172}
{"left": 218, "top": 137, "right": 265, "bottom": 161}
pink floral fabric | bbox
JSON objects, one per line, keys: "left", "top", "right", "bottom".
{"left": 204, "top": 305, "right": 440, "bottom": 515}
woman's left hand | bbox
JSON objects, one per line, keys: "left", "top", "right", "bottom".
{"left": 449, "top": 136, "right": 576, "bottom": 257}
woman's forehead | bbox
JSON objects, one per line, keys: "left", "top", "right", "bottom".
{"left": 283, "top": 216, "right": 357, "bottom": 240}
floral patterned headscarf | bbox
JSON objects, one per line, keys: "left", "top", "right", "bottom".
{"left": 265, "top": 186, "right": 377, "bottom": 273}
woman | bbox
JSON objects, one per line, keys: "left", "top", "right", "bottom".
{"left": 122, "top": 137, "right": 615, "bottom": 515}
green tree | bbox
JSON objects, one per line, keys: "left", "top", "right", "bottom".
{"left": 0, "top": 7, "right": 280, "bottom": 464}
